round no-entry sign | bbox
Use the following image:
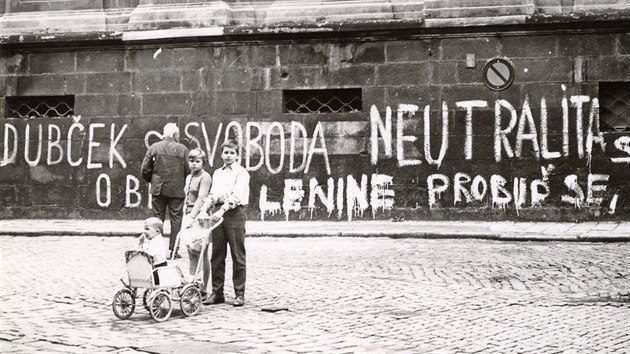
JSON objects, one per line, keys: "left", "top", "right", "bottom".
{"left": 482, "top": 57, "right": 515, "bottom": 91}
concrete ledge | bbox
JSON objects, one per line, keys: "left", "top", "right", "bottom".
{"left": 0, "top": 220, "right": 628, "bottom": 242}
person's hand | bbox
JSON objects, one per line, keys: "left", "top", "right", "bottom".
{"left": 182, "top": 218, "right": 193, "bottom": 229}
{"left": 182, "top": 214, "right": 195, "bottom": 229}
{"left": 138, "top": 233, "right": 147, "bottom": 248}
{"left": 211, "top": 209, "right": 225, "bottom": 222}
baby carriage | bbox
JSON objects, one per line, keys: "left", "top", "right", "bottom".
{"left": 112, "top": 217, "right": 222, "bottom": 322}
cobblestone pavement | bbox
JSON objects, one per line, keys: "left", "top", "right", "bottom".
{"left": 1, "top": 236, "right": 629, "bottom": 353}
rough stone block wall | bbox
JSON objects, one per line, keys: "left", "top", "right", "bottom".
{"left": 1, "top": 31, "right": 629, "bottom": 221}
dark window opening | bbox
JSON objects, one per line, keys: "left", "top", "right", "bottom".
{"left": 5, "top": 96, "right": 75, "bottom": 118}
{"left": 284, "top": 88, "right": 362, "bottom": 114}
{"left": 599, "top": 82, "right": 630, "bottom": 132}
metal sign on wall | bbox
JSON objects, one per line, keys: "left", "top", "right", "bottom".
{"left": 482, "top": 57, "right": 515, "bottom": 91}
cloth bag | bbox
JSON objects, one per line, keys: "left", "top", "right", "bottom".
{"left": 179, "top": 217, "right": 210, "bottom": 253}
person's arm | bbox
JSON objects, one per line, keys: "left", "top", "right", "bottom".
{"left": 140, "top": 149, "right": 154, "bottom": 183}
{"left": 222, "top": 169, "right": 250, "bottom": 211}
{"left": 183, "top": 146, "right": 191, "bottom": 177}
{"left": 211, "top": 168, "right": 250, "bottom": 221}
{"left": 198, "top": 171, "right": 218, "bottom": 218}
{"left": 189, "top": 174, "right": 212, "bottom": 220}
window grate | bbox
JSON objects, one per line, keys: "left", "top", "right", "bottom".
{"left": 599, "top": 82, "right": 630, "bottom": 132}
{"left": 5, "top": 96, "right": 75, "bottom": 118}
{"left": 284, "top": 88, "right": 362, "bottom": 114}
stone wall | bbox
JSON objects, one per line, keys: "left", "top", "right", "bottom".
{"left": 2, "top": 29, "right": 629, "bottom": 221}
{"left": 1, "top": 0, "right": 629, "bottom": 221}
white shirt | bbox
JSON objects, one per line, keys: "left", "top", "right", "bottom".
{"left": 141, "top": 233, "right": 167, "bottom": 265}
{"left": 206, "top": 162, "right": 250, "bottom": 210}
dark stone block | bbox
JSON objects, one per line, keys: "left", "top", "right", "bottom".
{"left": 190, "top": 92, "right": 215, "bottom": 117}
{"left": 386, "top": 40, "right": 437, "bottom": 63}
{"left": 457, "top": 62, "right": 484, "bottom": 84}
{"left": 126, "top": 48, "right": 173, "bottom": 71}
{"left": 117, "top": 94, "right": 142, "bottom": 117}
{"left": 278, "top": 44, "right": 328, "bottom": 66}
{"left": 327, "top": 66, "right": 376, "bottom": 87}
{"left": 250, "top": 46, "right": 277, "bottom": 67}
{"left": 234, "top": 92, "right": 256, "bottom": 115}
{"left": 500, "top": 35, "right": 558, "bottom": 58}
{"left": 217, "top": 68, "right": 255, "bottom": 91}
{"left": 181, "top": 70, "right": 202, "bottom": 92}
{"left": 64, "top": 74, "right": 87, "bottom": 95}
{"left": 268, "top": 67, "right": 318, "bottom": 89}
{"left": 31, "top": 184, "right": 78, "bottom": 207}
{"left": 28, "top": 52, "right": 75, "bottom": 74}
{"left": 213, "top": 46, "right": 252, "bottom": 69}
{"left": 132, "top": 71, "right": 181, "bottom": 93}
{"left": 0, "top": 75, "right": 17, "bottom": 96}
{"left": 16, "top": 75, "right": 65, "bottom": 96}
{"left": 441, "top": 38, "right": 499, "bottom": 60}
{"left": 172, "top": 48, "right": 210, "bottom": 70}
{"left": 376, "top": 63, "right": 430, "bottom": 86}
{"left": 513, "top": 58, "right": 573, "bottom": 84}
{"left": 255, "top": 90, "right": 282, "bottom": 115}
{"left": 214, "top": 91, "right": 235, "bottom": 115}
{"left": 363, "top": 87, "right": 385, "bottom": 112}
{"left": 201, "top": 68, "right": 219, "bottom": 90}
{"left": 385, "top": 86, "right": 439, "bottom": 109}
{"left": 619, "top": 33, "right": 630, "bottom": 56}
{"left": 559, "top": 34, "right": 616, "bottom": 57}
{"left": 86, "top": 72, "right": 132, "bottom": 94}
{"left": 0, "top": 161, "right": 29, "bottom": 184}
{"left": 441, "top": 84, "right": 496, "bottom": 104}
{"left": 587, "top": 57, "right": 630, "bottom": 81}
{"left": 75, "top": 94, "right": 119, "bottom": 117}
{"left": 142, "top": 93, "right": 192, "bottom": 116}
{"left": 431, "top": 61, "right": 457, "bottom": 85}
{"left": 348, "top": 42, "right": 385, "bottom": 64}
{"left": 76, "top": 50, "right": 124, "bottom": 72}
{"left": 1, "top": 54, "right": 27, "bottom": 75}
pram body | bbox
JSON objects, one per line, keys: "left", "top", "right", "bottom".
{"left": 112, "top": 217, "right": 222, "bottom": 322}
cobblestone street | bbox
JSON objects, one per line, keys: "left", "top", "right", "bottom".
{"left": 1, "top": 236, "right": 629, "bottom": 353}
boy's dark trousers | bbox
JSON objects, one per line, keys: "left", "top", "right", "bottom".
{"left": 151, "top": 195, "right": 184, "bottom": 253}
{"left": 210, "top": 206, "right": 246, "bottom": 298}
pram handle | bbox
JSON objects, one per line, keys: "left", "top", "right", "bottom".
{"left": 171, "top": 216, "right": 223, "bottom": 261}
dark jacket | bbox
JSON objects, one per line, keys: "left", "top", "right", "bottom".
{"left": 141, "top": 137, "right": 190, "bottom": 198}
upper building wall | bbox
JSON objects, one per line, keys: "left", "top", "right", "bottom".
{"left": 1, "top": 0, "right": 629, "bottom": 42}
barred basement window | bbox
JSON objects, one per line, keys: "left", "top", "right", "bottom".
{"left": 284, "top": 88, "right": 362, "bottom": 113}
{"left": 599, "top": 82, "right": 630, "bottom": 132}
{"left": 5, "top": 96, "right": 75, "bottom": 118}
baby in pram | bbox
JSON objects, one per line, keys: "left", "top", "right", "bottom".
{"left": 136, "top": 217, "right": 168, "bottom": 283}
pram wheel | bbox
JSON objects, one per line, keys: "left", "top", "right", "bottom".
{"left": 112, "top": 289, "right": 135, "bottom": 320}
{"left": 142, "top": 289, "right": 155, "bottom": 311}
{"left": 179, "top": 285, "right": 202, "bottom": 317}
{"left": 149, "top": 291, "right": 172, "bottom": 322}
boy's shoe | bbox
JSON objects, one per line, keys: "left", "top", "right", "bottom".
{"left": 202, "top": 293, "right": 225, "bottom": 305}
{"left": 233, "top": 295, "right": 244, "bottom": 307}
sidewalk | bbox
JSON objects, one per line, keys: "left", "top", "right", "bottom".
{"left": 0, "top": 219, "right": 628, "bottom": 241}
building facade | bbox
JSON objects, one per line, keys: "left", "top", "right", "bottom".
{"left": 1, "top": 0, "right": 629, "bottom": 221}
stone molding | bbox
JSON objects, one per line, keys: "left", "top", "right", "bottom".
{"left": 0, "top": 0, "right": 629, "bottom": 41}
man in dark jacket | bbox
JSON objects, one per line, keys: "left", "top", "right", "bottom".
{"left": 141, "top": 123, "right": 190, "bottom": 258}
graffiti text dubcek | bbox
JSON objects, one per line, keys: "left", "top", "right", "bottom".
{"left": 1, "top": 88, "right": 629, "bottom": 220}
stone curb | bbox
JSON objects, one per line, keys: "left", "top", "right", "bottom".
{"left": 1, "top": 229, "right": 628, "bottom": 242}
